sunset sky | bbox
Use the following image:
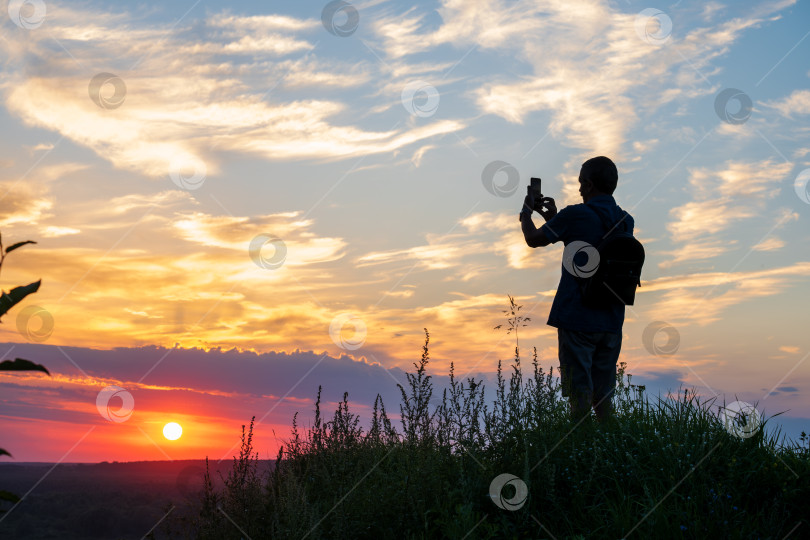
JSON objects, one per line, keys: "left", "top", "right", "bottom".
{"left": 1, "top": 0, "right": 809, "bottom": 463}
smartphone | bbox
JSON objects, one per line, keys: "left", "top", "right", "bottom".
{"left": 530, "top": 177, "right": 542, "bottom": 199}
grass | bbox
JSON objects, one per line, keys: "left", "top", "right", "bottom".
{"left": 160, "top": 302, "right": 810, "bottom": 540}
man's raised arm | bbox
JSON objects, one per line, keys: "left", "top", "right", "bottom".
{"left": 519, "top": 191, "right": 557, "bottom": 248}
{"left": 520, "top": 212, "right": 551, "bottom": 248}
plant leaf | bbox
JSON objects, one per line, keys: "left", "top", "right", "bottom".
{"left": 0, "top": 358, "right": 50, "bottom": 375}
{"left": 0, "top": 280, "right": 41, "bottom": 319}
{"left": 0, "top": 491, "right": 20, "bottom": 504}
{"left": 5, "top": 240, "right": 36, "bottom": 255}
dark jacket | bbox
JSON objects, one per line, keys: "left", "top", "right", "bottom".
{"left": 539, "top": 194, "right": 634, "bottom": 333}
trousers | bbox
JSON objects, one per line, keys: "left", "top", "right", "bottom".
{"left": 557, "top": 327, "right": 622, "bottom": 421}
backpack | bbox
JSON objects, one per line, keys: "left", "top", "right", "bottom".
{"left": 578, "top": 205, "right": 644, "bottom": 307}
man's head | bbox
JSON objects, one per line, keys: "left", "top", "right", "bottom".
{"left": 578, "top": 156, "right": 618, "bottom": 201}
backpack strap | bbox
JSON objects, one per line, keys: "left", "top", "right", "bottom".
{"left": 584, "top": 204, "right": 629, "bottom": 239}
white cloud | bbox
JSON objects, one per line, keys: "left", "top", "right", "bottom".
{"left": 662, "top": 159, "right": 793, "bottom": 266}
{"left": 701, "top": 2, "right": 726, "bottom": 21}
{"left": 172, "top": 211, "right": 347, "bottom": 266}
{"left": 0, "top": 5, "right": 465, "bottom": 180}
{"left": 41, "top": 226, "right": 80, "bottom": 238}
{"left": 356, "top": 210, "right": 556, "bottom": 272}
{"left": 643, "top": 261, "right": 810, "bottom": 324}
{"left": 207, "top": 13, "right": 320, "bottom": 32}
{"left": 763, "top": 89, "right": 810, "bottom": 118}
{"left": 370, "top": 0, "right": 794, "bottom": 160}
{"left": 356, "top": 235, "right": 485, "bottom": 269}
{"left": 752, "top": 236, "right": 785, "bottom": 251}
{"left": 0, "top": 182, "right": 53, "bottom": 227}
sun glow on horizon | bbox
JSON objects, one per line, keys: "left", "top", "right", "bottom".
{"left": 163, "top": 422, "right": 183, "bottom": 441}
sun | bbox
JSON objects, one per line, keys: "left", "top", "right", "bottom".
{"left": 163, "top": 422, "right": 183, "bottom": 441}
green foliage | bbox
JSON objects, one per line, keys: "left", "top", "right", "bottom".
{"left": 0, "top": 280, "right": 41, "bottom": 318}
{"left": 0, "top": 490, "right": 20, "bottom": 505}
{"left": 493, "top": 293, "right": 530, "bottom": 355}
{"left": 0, "top": 358, "right": 50, "bottom": 375}
{"left": 4, "top": 240, "right": 37, "bottom": 255}
{"left": 397, "top": 328, "right": 438, "bottom": 446}
{"left": 0, "top": 232, "right": 48, "bottom": 515}
{"left": 0, "top": 233, "right": 40, "bottom": 320}
{"left": 170, "top": 297, "right": 809, "bottom": 540}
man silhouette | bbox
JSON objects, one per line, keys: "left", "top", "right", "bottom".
{"left": 519, "top": 156, "right": 634, "bottom": 425}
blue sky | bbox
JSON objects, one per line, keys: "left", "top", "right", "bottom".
{"left": 0, "top": 0, "right": 808, "bottom": 460}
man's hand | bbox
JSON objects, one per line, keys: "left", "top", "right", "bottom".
{"left": 520, "top": 189, "right": 553, "bottom": 247}
{"left": 522, "top": 186, "right": 536, "bottom": 216}
{"left": 535, "top": 196, "right": 557, "bottom": 221}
